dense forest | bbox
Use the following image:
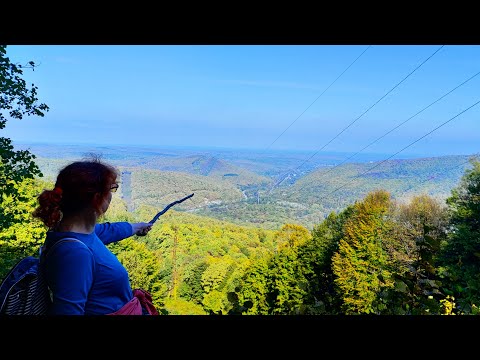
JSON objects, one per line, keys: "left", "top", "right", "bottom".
{"left": 1, "top": 44, "right": 479, "bottom": 315}
{"left": 1, "top": 158, "right": 479, "bottom": 314}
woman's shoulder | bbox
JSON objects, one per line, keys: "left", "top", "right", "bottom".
{"left": 45, "top": 235, "right": 93, "bottom": 257}
{"left": 46, "top": 231, "right": 92, "bottom": 246}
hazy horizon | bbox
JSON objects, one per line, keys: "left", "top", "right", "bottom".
{"left": 14, "top": 139, "right": 472, "bottom": 162}
{"left": 4, "top": 45, "right": 480, "bottom": 166}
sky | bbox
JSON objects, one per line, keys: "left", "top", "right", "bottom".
{"left": 3, "top": 45, "right": 480, "bottom": 158}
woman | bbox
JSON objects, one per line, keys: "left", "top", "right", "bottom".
{"left": 32, "top": 156, "right": 156, "bottom": 315}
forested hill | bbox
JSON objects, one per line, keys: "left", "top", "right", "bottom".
{"left": 30, "top": 146, "right": 474, "bottom": 230}
{"left": 195, "top": 154, "right": 474, "bottom": 229}
{"left": 31, "top": 153, "right": 269, "bottom": 187}
{"left": 274, "top": 154, "right": 471, "bottom": 211}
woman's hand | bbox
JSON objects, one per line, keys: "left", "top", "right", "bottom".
{"left": 131, "top": 222, "right": 153, "bottom": 236}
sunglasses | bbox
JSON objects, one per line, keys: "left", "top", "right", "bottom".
{"left": 110, "top": 183, "right": 119, "bottom": 193}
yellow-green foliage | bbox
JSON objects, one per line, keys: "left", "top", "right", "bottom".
{"left": 0, "top": 178, "right": 51, "bottom": 279}
{"left": 202, "top": 256, "right": 235, "bottom": 293}
{"left": 268, "top": 231, "right": 312, "bottom": 314}
{"left": 200, "top": 256, "right": 237, "bottom": 314}
{"left": 440, "top": 295, "right": 456, "bottom": 315}
{"left": 332, "top": 190, "right": 395, "bottom": 314}
{"left": 233, "top": 224, "right": 313, "bottom": 315}
{"left": 274, "top": 223, "right": 312, "bottom": 251}
{"left": 108, "top": 238, "right": 167, "bottom": 310}
{"left": 237, "top": 256, "right": 272, "bottom": 315}
{"left": 104, "top": 202, "right": 277, "bottom": 314}
{"left": 163, "top": 297, "right": 208, "bottom": 315}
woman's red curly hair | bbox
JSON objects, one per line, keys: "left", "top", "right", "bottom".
{"left": 33, "top": 155, "right": 118, "bottom": 229}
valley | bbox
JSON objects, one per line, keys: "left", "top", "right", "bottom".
{"left": 22, "top": 142, "right": 474, "bottom": 230}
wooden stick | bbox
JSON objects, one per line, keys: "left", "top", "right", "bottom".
{"left": 149, "top": 193, "right": 194, "bottom": 224}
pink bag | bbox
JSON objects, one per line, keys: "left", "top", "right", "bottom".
{"left": 107, "top": 288, "right": 158, "bottom": 315}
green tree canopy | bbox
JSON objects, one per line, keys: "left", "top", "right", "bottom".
{"left": 440, "top": 158, "right": 480, "bottom": 313}
{"left": 332, "top": 190, "right": 395, "bottom": 314}
{"left": 0, "top": 45, "right": 49, "bottom": 230}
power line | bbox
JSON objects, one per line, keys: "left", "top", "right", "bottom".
{"left": 209, "top": 46, "right": 372, "bottom": 200}
{"left": 291, "top": 68, "right": 480, "bottom": 195}
{"left": 262, "top": 45, "right": 372, "bottom": 154}
{"left": 293, "top": 45, "right": 445, "bottom": 172}
{"left": 267, "top": 45, "right": 445, "bottom": 195}
{"left": 317, "top": 98, "right": 480, "bottom": 201}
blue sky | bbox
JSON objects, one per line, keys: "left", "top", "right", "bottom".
{"left": 4, "top": 45, "right": 480, "bottom": 157}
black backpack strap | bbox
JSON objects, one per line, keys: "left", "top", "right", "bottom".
{"left": 46, "top": 238, "right": 83, "bottom": 256}
{"left": 38, "top": 237, "right": 96, "bottom": 312}
{"left": 40, "top": 237, "right": 96, "bottom": 287}
{"left": 41, "top": 237, "right": 87, "bottom": 256}
{"left": 40, "top": 238, "right": 95, "bottom": 272}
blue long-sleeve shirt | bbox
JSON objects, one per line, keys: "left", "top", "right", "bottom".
{"left": 44, "top": 222, "right": 134, "bottom": 315}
